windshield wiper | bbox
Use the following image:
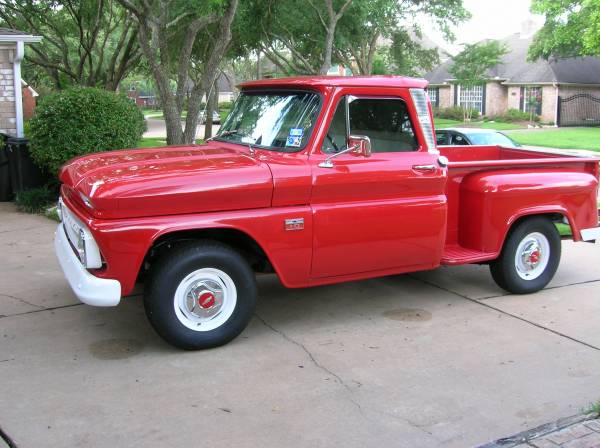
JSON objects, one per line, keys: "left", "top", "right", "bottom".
{"left": 218, "top": 130, "right": 243, "bottom": 138}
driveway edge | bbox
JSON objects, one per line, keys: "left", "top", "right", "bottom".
{"left": 478, "top": 412, "right": 600, "bottom": 447}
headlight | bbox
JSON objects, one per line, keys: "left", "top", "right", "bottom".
{"left": 57, "top": 200, "right": 63, "bottom": 222}
{"left": 60, "top": 200, "right": 103, "bottom": 269}
{"left": 76, "top": 229, "right": 87, "bottom": 266}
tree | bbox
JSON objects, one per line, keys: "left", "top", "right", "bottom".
{"left": 449, "top": 40, "right": 508, "bottom": 121}
{"left": 253, "top": 0, "right": 351, "bottom": 75}
{"left": 528, "top": 0, "right": 600, "bottom": 60}
{"left": 117, "top": 0, "right": 239, "bottom": 145}
{"left": 334, "top": 0, "right": 469, "bottom": 76}
{"left": 254, "top": 0, "right": 469, "bottom": 77}
{"left": 387, "top": 29, "right": 441, "bottom": 77}
{"left": 0, "top": 0, "right": 141, "bottom": 90}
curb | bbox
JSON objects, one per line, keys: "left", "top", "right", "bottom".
{"left": 477, "top": 412, "right": 600, "bottom": 448}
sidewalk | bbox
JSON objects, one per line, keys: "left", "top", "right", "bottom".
{"left": 481, "top": 414, "right": 600, "bottom": 448}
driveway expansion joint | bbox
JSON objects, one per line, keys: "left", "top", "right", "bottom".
{"left": 0, "top": 424, "right": 17, "bottom": 448}
{"left": 0, "top": 293, "right": 46, "bottom": 310}
{"left": 253, "top": 313, "right": 438, "bottom": 438}
{"left": 408, "top": 275, "right": 600, "bottom": 353}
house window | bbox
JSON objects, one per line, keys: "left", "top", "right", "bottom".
{"left": 522, "top": 86, "right": 542, "bottom": 116}
{"left": 457, "top": 84, "right": 484, "bottom": 114}
{"left": 427, "top": 87, "right": 439, "bottom": 107}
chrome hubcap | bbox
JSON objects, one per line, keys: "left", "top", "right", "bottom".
{"left": 174, "top": 268, "right": 237, "bottom": 331}
{"left": 515, "top": 232, "right": 550, "bottom": 280}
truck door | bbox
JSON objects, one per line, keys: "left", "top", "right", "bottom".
{"left": 310, "top": 93, "right": 448, "bottom": 279}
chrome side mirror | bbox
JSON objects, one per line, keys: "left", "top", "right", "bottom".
{"left": 318, "top": 135, "right": 372, "bottom": 168}
{"left": 348, "top": 135, "right": 372, "bottom": 158}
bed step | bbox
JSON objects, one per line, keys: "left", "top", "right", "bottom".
{"left": 441, "top": 245, "right": 497, "bottom": 265}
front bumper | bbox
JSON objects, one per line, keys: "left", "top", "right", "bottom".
{"left": 581, "top": 226, "right": 600, "bottom": 242}
{"left": 54, "top": 224, "right": 121, "bottom": 306}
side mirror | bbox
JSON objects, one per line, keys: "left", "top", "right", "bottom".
{"left": 348, "top": 135, "right": 372, "bottom": 158}
{"left": 318, "top": 135, "right": 372, "bottom": 168}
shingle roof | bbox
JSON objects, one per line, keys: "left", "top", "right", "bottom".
{"left": 0, "top": 28, "right": 29, "bottom": 36}
{"left": 425, "top": 34, "right": 600, "bottom": 86}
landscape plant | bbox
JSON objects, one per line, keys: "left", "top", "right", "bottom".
{"left": 28, "top": 88, "right": 145, "bottom": 176}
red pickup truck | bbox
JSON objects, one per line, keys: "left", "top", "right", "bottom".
{"left": 54, "top": 76, "right": 600, "bottom": 349}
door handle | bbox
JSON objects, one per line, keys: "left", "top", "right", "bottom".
{"left": 412, "top": 164, "right": 437, "bottom": 173}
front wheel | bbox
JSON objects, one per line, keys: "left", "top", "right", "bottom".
{"left": 490, "top": 217, "right": 561, "bottom": 294}
{"left": 144, "top": 241, "right": 257, "bottom": 350}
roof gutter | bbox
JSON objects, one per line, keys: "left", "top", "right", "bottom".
{"left": 0, "top": 35, "right": 42, "bottom": 43}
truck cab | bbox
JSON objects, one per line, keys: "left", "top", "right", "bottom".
{"left": 54, "top": 76, "right": 600, "bottom": 350}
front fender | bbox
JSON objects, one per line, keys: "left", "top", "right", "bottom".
{"left": 458, "top": 169, "right": 598, "bottom": 253}
{"left": 89, "top": 206, "right": 314, "bottom": 296}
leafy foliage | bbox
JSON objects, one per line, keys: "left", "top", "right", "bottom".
{"left": 28, "top": 88, "right": 146, "bottom": 175}
{"left": 434, "top": 106, "right": 479, "bottom": 121}
{"left": 529, "top": 0, "right": 600, "bottom": 60}
{"left": 495, "top": 108, "right": 540, "bottom": 123}
{"left": 253, "top": 0, "right": 469, "bottom": 76}
{"left": 0, "top": 0, "right": 141, "bottom": 90}
{"left": 15, "top": 186, "right": 55, "bottom": 214}
{"left": 449, "top": 41, "right": 509, "bottom": 87}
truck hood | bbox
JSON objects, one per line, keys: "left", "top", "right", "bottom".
{"left": 60, "top": 143, "right": 273, "bottom": 219}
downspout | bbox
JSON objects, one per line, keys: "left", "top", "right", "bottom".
{"left": 13, "top": 40, "right": 24, "bottom": 138}
{"left": 553, "top": 82, "right": 559, "bottom": 127}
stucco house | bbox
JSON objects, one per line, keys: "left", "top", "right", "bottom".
{"left": 424, "top": 32, "right": 600, "bottom": 126}
{"left": 0, "top": 28, "right": 41, "bottom": 137}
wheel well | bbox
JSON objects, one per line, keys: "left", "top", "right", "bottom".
{"left": 508, "top": 213, "right": 569, "bottom": 239}
{"left": 141, "top": 228, "right": 273, "bottom": 276}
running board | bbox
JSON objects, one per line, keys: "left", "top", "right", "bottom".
{"left": 441, "top": 245, "right": 498, "bottom": 265}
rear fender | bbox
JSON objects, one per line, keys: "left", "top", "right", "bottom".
{"left": 458, "top": 169, "right": 598, "bottom": 253}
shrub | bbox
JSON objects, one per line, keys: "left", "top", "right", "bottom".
{"left": 28, "top": 88, "right": 146, "bottom": 176}
{"left": 493, "top": 108, "right": 540, "bottom": 123}
{"left": 15, "top": 186, "right": 55, "bottom": 214}
{"left": 219, "top": 100, "right": 233, "bottom": 110}
{"left": 434, "top": 106, "right": 479, "bottom": 121}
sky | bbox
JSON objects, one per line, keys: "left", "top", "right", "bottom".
{"left": 422, "top": 0, "right": 546, "bottom": 54}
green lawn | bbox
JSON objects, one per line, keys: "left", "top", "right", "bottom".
{"left": 144, "top": 109, "right": 230, "bottom": 122}
{"left": 137, "top": 137, "right": 167, "bottom": 148}
{"left": 434, "top": 118, "right": 462, "bottom": 128}
{"left": 434, "top": 118, "right": 523, "bottom": 131}
{"left": 505, "top": 128, "right": 600, "bottom": 152}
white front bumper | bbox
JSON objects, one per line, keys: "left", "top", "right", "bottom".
{"left": 54, "top": 224, "right": 121, "bottom": 306}
{"left": 581, "top": 226, "right": 600, "bottom": 242}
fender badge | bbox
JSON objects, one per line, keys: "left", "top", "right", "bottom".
{"left": 284, "top": 218, "right": 304, "bottom": 231}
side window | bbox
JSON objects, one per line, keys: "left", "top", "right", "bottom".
{"left": 451, "top": 133, "right": 469, "bottom": 146}
{"left": 321, "top": 100, "right": 347, "bottom": 154}
{"left": 436, "top": 132, "right": 450, "bottom": 146}
{"left": 349, "top": 98, "right": 418, "bottom": 153}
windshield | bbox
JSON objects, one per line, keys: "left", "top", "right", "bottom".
{"left": 215, "top": 91, "right": 321, "bottom": 151}
{"left": 467, "top": 132, "right": 520, "bottom": 147}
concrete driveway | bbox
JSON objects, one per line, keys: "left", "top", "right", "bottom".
{"left": 1, "top": 202, "right": 599, "bottom": 448}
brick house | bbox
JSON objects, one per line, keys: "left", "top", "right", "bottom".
{"left": 0, "top": 28, "right": 41, "bottom": 137}
{"left": 424, "top": 33, "right": 600, "bottom": 126}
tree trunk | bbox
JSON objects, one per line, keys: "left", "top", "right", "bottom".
{"left": 204, "top": 82, "right": 219, "bottom": 140}
{"left": 319, "top": 25, "right": 336, "bottom": 75}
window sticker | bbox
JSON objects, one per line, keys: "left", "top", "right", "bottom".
{"left": 286, "top": 128, "right": 304, "bottom": 147}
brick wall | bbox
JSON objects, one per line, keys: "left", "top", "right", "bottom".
{"left": 485, "top": 81, "right": 508, "bottom": 117}
{"left": 437, "top": 85, "right": 453, "bottom": 109}
{"left": 507, "top": 86, "right": 521, "bottom": 110}
{"left": 0, "top": 44, "right": 16, "bottom": 136}
{"left": 541, "top": 85, "right": 558, "bottom": 124}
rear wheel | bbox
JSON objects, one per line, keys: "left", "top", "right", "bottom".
{"left": 490, "top": 217, "right": 561, "bottom": 294}
{"left": 144, "top": 241, "right": 257, "bottom": 350}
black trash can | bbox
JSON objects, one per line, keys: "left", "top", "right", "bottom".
{"left": 6, "top": 137, "right": 48, "bottom": 194}
{"left": 0, "top": 133, "right": 12, "bottom": 201}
